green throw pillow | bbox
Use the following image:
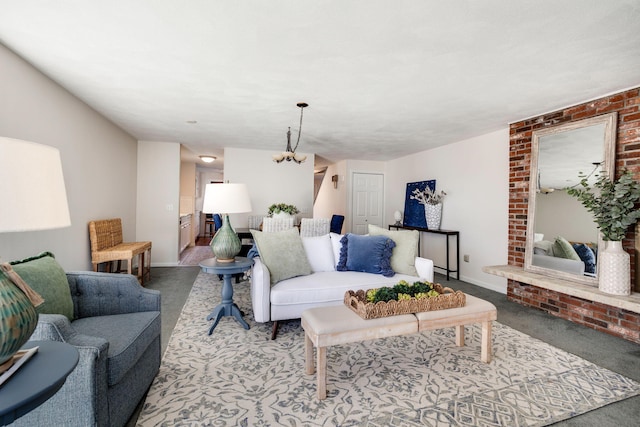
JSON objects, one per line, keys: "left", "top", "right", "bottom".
{"left": 368, "top": 224, "right": 419, "bottom": 276}
{"left": 251, "top": 228, "right": 312, "bottom": 285}
{"left": 552, "top": 236, "right": 581, "bottom": 261}
{"left": 10, "top": 252, "right": 74, "bottom": 321}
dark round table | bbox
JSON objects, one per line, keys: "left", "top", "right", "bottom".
{"left": 0, "top": 341, "right": 79, "bottom": 426}
{"left": 199, "top": 257, "right": 254, "bottom": 334}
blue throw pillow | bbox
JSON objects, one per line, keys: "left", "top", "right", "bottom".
{"left": 336, "top": 234, "right": 396, "bottom": 277}
{"left": 573, "top": 243, "right": 596, "bottom": 274}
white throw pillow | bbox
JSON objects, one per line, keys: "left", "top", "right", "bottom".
{"left": 301, "top": 234, "right": 336, "bottom": 272}
{"left": 329, "top": 232, "right": 344, "bottom": 269}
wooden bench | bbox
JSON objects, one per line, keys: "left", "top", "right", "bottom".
{"left": 301, "top": 294, "right": 497, "bottom": 399}
{"left": 88, "top": 218, "right": 152, "bottom": 285}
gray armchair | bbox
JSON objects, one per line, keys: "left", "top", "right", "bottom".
{"left": 10, "top": 271, "right": 161, "bottom": 427}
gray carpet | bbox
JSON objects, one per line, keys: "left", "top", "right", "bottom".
{"left": 135, "top": 270, "right": 640, "bottom": 426}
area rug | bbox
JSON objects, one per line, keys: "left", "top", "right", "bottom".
{"left": 137, "top": 272, "right": 640, "bottom": 426}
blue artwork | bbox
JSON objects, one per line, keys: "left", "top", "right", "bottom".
{"left": 403, "top": 180, "right": 436, "bottom": 228}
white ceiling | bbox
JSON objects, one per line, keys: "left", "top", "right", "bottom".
{"left": 1, "top": 1, "right": 639, "bottom": 170}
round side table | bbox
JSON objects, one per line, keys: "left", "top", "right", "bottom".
{"left": 0, "top": 341, "right": 79, "bottom": 426}
{"left": 199, "top": 257, "right": 254, "bottom": 334}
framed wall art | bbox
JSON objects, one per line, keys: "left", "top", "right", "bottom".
{"left": 402, "top": 180, "right": 436, "bottom": 228}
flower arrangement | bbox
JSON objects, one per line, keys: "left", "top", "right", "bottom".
{"left": 410, "top": 186, "right": 446, "bottom": 205}
{"left": 566, "top": 169, "right": 640, "bottom": 241}
{"left": 267, "top": 203, "right": 299, "bottom": 216}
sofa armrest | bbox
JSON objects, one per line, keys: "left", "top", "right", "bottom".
{"left": 415, "top": 257, "right": 434, "bottom": 282}
{"left": 250, "top": 257, "right": 272, "bottom": 323}
{"left": 66, "top": 271, "right": 161, "bottom": 319}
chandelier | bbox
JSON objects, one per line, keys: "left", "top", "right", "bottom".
{"left": 273, "top": 102, "right": 308, "bottom": 164}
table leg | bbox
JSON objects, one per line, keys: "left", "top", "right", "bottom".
{"left": 445, "top": 235, "right": 450, "bottom": 281}
{"left": 305, "top": 334, "right": 314, "bottom": 375}
{"left": 481, "top": 321, "right": 492, "bottom": 363}
{"left": 207, "top": 306, "right": 225, "bottom": 334}
{"left": 317, "top": 346, "right": 327, "bottom": 400}
{"left": 455, "top": 324, "right": 464, "bottom": 347}
{"left": 206, "top": 273, "right": 250, "bottom": 334}
{"left": 230, "top": 303, "right": 249, "bottom": 330}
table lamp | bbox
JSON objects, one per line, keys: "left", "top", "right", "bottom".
{"left": 0, "top": 137, "right": 71, "bottom": 372}
{"left": 202, "top": 183, "right": 252, "bottom": 262}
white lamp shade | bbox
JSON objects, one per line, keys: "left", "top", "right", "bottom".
{"left": 202, "top": 183, "right": 252, "bottom": 214}
{"left": 0, "top": 137, "right": 71, "bottom": 232}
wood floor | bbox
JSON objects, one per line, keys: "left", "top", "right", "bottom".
{"left": 195, "top": 235, "right": 210, "bottom": 246}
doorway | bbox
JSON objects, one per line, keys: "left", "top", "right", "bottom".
{"left": 351, "top": 172, "right": 384, "bottom": 234}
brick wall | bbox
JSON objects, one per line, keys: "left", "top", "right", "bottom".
{"left": 508, "top": 87, "right": 640, "bottom": 343}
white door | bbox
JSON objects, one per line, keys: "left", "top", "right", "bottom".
{"left": 351, "top": 173, "right": 384, "bottom": 234}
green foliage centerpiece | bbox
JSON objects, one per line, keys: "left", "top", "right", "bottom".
{"left": 566, "top": 169, "right": 640, "bottom": 295}
{"left": 345, "top": 280, "right": 466, "bottom": 319}
{"left": 267, "top": 203, "right": 299, "bottom": 217}
{"left": 566, "top": 170, "right": 640, "bottom": 241}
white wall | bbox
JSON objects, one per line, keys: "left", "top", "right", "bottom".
{"left": 386, "top": 129, "right": 510, "bottom": 293}
{"left": 196, "top": 167, "right": 224, "bottom": 210}
{"left": 313, "top": 160, "right": 348, "bottom": 224}
{"left": 0, "top": 43, "right": 138, "bottom": 270}
{"left": 136, "top": 141, "right": 181, "bottom": 266}
{"left": 223, "top": 147, "right": 314, "bottom": 227}
{"left": 535, "top": 190, "right": 598, "bottom": 243}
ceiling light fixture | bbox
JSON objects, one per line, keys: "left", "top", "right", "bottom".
{"left": 273, "top": 102, "right": 308, "bottom": 164}
{"left": 199, "top": 155, "right": 216, "bottom": 163}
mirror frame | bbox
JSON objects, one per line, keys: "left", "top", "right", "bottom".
{"left": 524, "top": 112, "right": 617, "bottom": 285}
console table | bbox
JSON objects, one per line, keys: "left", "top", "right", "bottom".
{"left": 389, "top": 225, "right": 460, "bottom": 280}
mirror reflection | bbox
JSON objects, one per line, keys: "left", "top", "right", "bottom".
{"left": 525, "top": 113, "right": 617, "bottom": 285}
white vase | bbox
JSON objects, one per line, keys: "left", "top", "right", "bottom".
{"left": 272, "top": 212, "right": 292, "bottom": 219}
{"left": 598, "top": 241, "right": 631, "bottom": 295}
{"left": 424, "top": 203, "right": 442, "bottom": 230}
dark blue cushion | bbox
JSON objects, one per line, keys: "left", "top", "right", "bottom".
{"left": 336, "top": 234, "right": 396, "bottom": 277}
{"left": 213, "top": 214, "right": 223, "bottom": 229}
{"left": 573, "top": 243, "right": 596, "bottom": 274}
{"left": 330, "top": 215, "right": 345, "bottom": 234}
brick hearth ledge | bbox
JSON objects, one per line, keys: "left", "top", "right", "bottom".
{"left": 483, "top": 265, "right": 640, "bottom": 315}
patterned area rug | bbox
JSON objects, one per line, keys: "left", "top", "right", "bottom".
{"left": 137, "top": 272, "right": 640, "bottom": 426}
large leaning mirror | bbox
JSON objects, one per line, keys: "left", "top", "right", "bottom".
{"left": 525, "top": 112, "right": 617, "bottom": 285}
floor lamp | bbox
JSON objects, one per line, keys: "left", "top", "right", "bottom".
{"left": 0, "top": 137, "right": 71, "bottom": 372}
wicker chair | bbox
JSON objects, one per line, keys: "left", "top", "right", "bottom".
{"left": 248, "top": 215, "right": 263, "bottom": 230}
{"left": 88, "top": 218, "right": 152, "bottom": 285}
{"left": 299, "top": 218, "right": 331, "bottom": 237}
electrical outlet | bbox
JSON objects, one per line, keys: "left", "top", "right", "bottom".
{"left": 463, "top": 254, "right": 470, "bottom": 262}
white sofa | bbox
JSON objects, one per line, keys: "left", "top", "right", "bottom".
{"left": 250, "top": 228, "right": 434, "bottom": 339}
{"left": 532, "top": 253, "right": 585, "bottom": 275}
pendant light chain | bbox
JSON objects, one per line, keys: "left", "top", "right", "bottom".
{"left": 272, "top": 102, "right": 309, "bottom": 164}
{"left": 292, "top": 105, "right": 304, "bottom": 154}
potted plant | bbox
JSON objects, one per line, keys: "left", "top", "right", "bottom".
{"left": 267, "top": 203, "right": 299, "bottom": 218}
{"left": 410, "top": 186, "right": 446, "bottom": 229}
{"left": 567, "top": 169, "right": 640, "bottom": 295}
